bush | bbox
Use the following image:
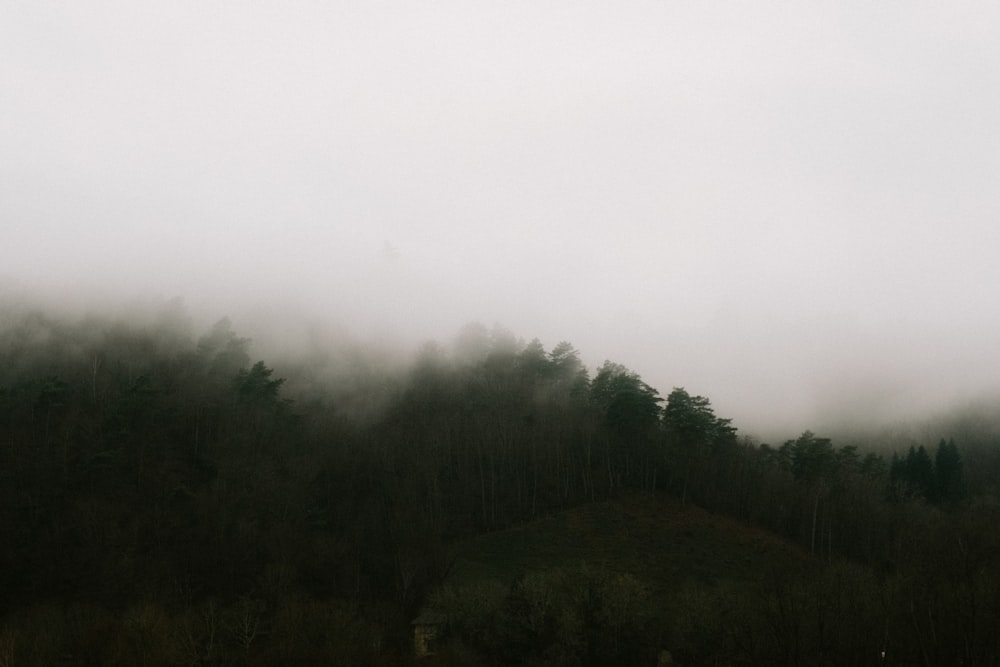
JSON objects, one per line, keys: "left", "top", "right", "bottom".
{"left": 429, "top": 564, "right": 657, "bottom": 666}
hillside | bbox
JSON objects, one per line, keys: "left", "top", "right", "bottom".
{"left": 1, "top": 306, "right": 998, "bottom": 665}
{"left": 426, "top": 494, "right": 820, "bottom": 666}
{"left": 448, "top": 493, "right": 813, "bottom": 589}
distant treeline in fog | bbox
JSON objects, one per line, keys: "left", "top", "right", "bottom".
{"left": 1, "top": 303, "right": 1000, "bottom": 665}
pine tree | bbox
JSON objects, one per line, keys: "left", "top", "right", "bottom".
{"left": 934, "top": 438, "right": 964, "bottom": 506}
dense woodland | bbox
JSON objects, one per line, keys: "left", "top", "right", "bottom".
{"left": 1, "top": 303, "right": 999, "bottom": 665}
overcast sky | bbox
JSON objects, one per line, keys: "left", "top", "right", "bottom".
{"left": 3, "top": 1, "right": 999, "bottom": 440}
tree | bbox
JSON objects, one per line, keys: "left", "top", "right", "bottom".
{"left": 231, "top": 361, "right": 290, "bottom": 457}
{"left": 198, "top": 318, "right": 251, "bottom": 379}
{"left": 788, "top": 431, "right": 833, "bottom": 484}
{"left": 934, "top": 438, "right": 964, "bottom": 506}
{"left": 663, "top": 388, "right": 735, "bottom": 505}
{"left": 785, "top": 431, "right": 835, "bottom": 554}
{"left": 233, "top": 361, "right": 285, "bottom": 407}
{"left": 590, "top": 363, "right": 661, "bottom": 441}
{"left": 590, "top": 363, "right": 663, "bottom": 492}
{"left": 548, "top": 341, "right": 589, "bottom": 400}
{"left": 516, "top": 338, "right": 550, "bottom": 380}
{"left": 905, "top": 445, "right": 935, "bottom": 500}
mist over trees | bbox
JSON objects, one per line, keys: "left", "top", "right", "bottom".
{"left": 1, "top": 301, "right": 999, "bottom": 665}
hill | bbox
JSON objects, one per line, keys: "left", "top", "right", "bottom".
{"left": 1, "top": 305, "right": 998, "bottom": 665}
{"left": 428, "top": 494, "right": 821, "bottom": 666}
{"left": 448, "top": 492, "right": 813, "bottom": 589}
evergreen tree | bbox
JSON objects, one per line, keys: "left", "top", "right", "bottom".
{"left": 902, "top": 445, "right": 935, "bottom": 500}
{"left": 590, "top": 362, "right": 662, "bottom": 441}
{"left": 663, "top": 388, "right": 735, "bottom": 504}
{"left": 789, "top": 431, "right": 834, "bottom": 483}
{"left": 934, "top": 438, "right": 964, "bottom": 505}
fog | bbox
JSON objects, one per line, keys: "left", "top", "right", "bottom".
{"left": 3, "top": 2, "right": 999, "bottom": 441}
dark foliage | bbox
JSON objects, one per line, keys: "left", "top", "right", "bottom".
{"left": 0, "top": 304, "right": 997, "bottom": 665}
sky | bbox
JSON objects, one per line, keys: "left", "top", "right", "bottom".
{"left": 3, "top": 1, "right": 999, "bottom": 440}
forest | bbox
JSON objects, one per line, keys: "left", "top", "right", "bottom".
{"left": 1, "top": 302, "right": 999, "bottom": 666}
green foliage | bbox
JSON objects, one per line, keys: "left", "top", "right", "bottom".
{"left": 590, "top": 362, "right": 662, "bottom": 439}
{"left": 788, "top": 431, "right": 834, "bottom": 483}
{"left": 233, "top": 361, "right": 284, "bottom": 405}
{"left": 663, "top": 388, "right": 723, "bottom": 447}
{"left": 662, "top": 388, "right": 737, "bottom": 505}
{"left": 890, "top": 439, "right": 965, "bottom": 505}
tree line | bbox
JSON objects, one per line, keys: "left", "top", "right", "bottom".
{"left": 0, "top": 306, "right": 998, "bottom": 665}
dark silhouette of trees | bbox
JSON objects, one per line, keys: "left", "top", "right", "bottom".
{"left": 590, "top": 361, "right": 663, "bottom": 493}
{"left": 431, "top": 564, "right": 658, "bottom": 666}
{"left": 890, "top": 440, "right": 965, "bottom": 506}
{"left": 663, "top": 387, "right": 735, "bottom": 505}
{"left": 1, "top": 304, "right": 999, "bottom": 664}
{"left": 934, "top": 437, "right": 965, "bottom": 505}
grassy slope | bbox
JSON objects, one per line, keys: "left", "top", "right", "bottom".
{"left": 447, "top": 493, "right": 815, "bottom": 596}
